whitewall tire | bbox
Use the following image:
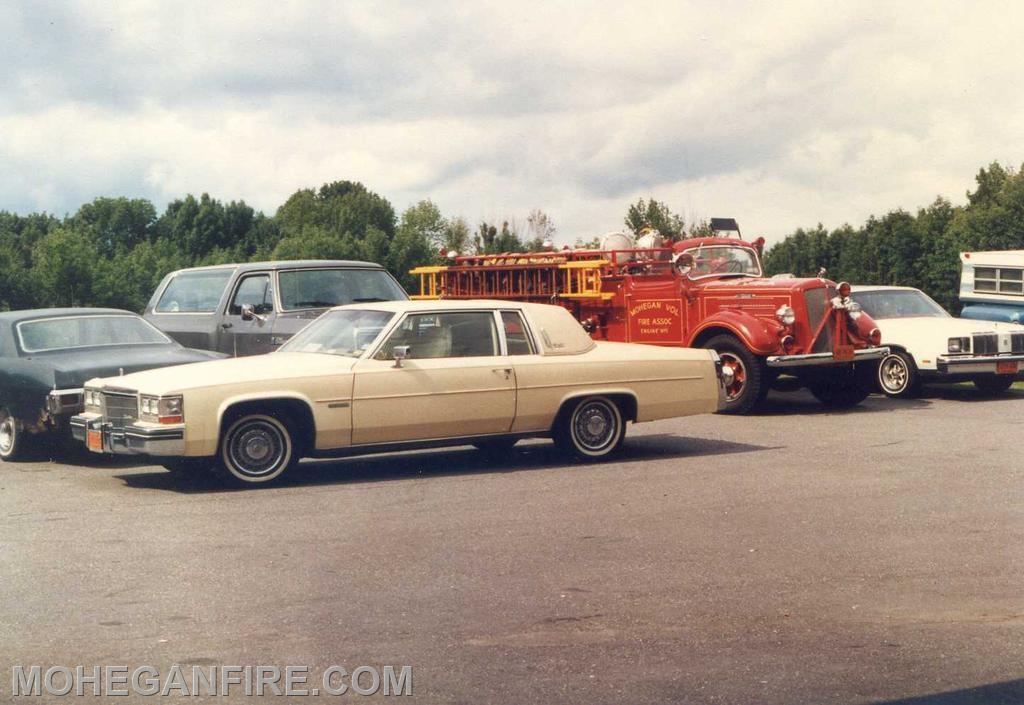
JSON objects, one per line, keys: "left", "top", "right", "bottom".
{"left": 555, "top": 396, "right": 625, "bottom": 461}
{"left": 216, "top": 414, "right": 295, "bottom": 485}
{"left": 877, "top": 351, "right": 919, "bottom": 398}
{"left": 0, "top": 408, "right": 27, "bottom": 462}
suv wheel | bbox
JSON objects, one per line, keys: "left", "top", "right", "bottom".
{"left": 215, "top": 413, "right": 296, "bottom": 485}
{"left": 554, "top": 396, "right": 625, "bottom": 461}
{"left": 703, "top": 334, "right": 767, "bottom": 414}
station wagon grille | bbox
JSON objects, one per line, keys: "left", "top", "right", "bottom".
{"left": 804, "top": 286, "right": 837, "bottom": 353}
{"left": 102, "top": 390, "right": 138, "bottom": 430}
{"left": 972, "top": 333, "right": 998, "bottom": 355}
{"left": 1012, "top": 333, "right": 1024, "bottom": 354}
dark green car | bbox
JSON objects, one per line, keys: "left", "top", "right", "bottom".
{"left": 0, "top": 308, "right": 224, "bottom": 461}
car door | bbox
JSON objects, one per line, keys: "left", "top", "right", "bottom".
{"left": 349, "top": 310, "right": 516, "bottom": 445}
{"left": 219, "top": 273, "right": 277, "bottom": 356}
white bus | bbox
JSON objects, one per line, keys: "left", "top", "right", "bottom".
{"left": 959, "top": 249, "right": 1024, "bottom": 323}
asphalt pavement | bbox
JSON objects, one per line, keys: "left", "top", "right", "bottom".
{"left": 1, "top": 388, "right": 1022, "bottom": 704}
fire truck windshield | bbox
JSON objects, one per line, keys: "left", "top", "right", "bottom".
{"left": 683, "top": 245, "right": 762, "bottom": 279}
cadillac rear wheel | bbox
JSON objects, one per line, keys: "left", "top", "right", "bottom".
{"left": 0, "top": 408, "right": 28, "bottom": 462}
{"left": 215, "top": 414, "right": 296, "bottom": 485}
{"left": 877, "top": 351, "right": 920, "bottom": 398}
{"left": 554, "top": 396, "right": 625, "bottom": 461}
{"left": 703, "top": 334, "right": 767, "bottom": 414}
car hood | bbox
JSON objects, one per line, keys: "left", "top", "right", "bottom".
{"left": 87, "top": 352, "right": 359, "bottom": 396}
{"left": 29, "top": 345, "right": 226, "bottom": 389}
{"left": 875, "top": 316, "right": 1024, "bottom": 345}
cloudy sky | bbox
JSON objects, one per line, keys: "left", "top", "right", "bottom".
{"left": 3, "top": 1, "right": 1023, "bottom": 244}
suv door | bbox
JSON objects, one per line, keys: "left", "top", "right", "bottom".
{"left": 220, "top": 273, "right": 276, "bottom": 356}
{"left": 350, "top": 311, "right": 516, "bottom": 444}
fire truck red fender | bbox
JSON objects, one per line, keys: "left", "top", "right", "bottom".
{"left": 688, "top": 310, "right": 781, "bottom": 356}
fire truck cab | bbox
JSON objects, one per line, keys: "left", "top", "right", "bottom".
{"left": 411, "top": 220, "right": 888, "bottom": 413}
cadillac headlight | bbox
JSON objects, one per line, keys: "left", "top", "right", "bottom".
{"left": 948, "top": 336, "right": 970, "bottom": 354}
{"left": 775, "top": 305, "right": 796, "bottom": 326}
{"left": 139, "top": 395, "right": 184, "bottom": 424}
{"left": 84, "top": 389, "right": 102, "bottom": 410}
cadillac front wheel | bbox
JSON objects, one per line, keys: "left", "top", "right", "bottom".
{"left": 215, "top": 413, "right": 296, "bottom": 485}
{"left": 703, "top": 335, "right": 767, "bottom": 414}
{"left": 554, "top": 396, "right": 625, "bottom": 461}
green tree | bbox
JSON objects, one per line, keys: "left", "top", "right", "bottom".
{"left": 31, "top": 228, "right": 95, "bottom": 306}
{"left": 625, "top": 198, "right": 684, "bottom": 240}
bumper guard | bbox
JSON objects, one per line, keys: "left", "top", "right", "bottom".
{"left": 70, "top": 413, "right": 185, "bottom": 456}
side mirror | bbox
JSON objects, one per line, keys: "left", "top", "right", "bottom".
{"left": 392, "top": 345, "right": 410, "bottom": 368}
{"left": 240, "top": 304, "right": 267, "bottom": 324}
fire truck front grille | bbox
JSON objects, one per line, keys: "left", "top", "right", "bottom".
{"left": 102, "top": 390, "right": 138, "bottom": 431}
{"left": 804, "top": 287, "right": 836, "bottom": 353}
{"left": 972, "top": 333, "right": 998, "bottom": 355}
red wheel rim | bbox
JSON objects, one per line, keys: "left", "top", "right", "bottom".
{"left": 719, "top": 352, "right": 746, "bottom": 401}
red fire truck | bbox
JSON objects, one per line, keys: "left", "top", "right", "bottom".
{"left": 411, "top": 219, "right": 888, "bottom": 413}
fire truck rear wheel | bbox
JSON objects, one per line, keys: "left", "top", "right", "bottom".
{"left": 553, "top": 396, "right": 625, "bottom": 461}
{"left": 703, "top": 335, "right": 767, "bottom": 414}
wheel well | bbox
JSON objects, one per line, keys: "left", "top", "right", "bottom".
{"left": 219, "top": 399, "right": 316, "bottom": 455}
{"left": 691, "top": 327, "right": 738, "bottom": 349}
{"left": 552, "top": 393, "right": 637, "bottom": 432}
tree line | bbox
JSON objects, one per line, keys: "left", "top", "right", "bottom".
{"left": 1, "top": 161, "right": 1020, "bottom": 313}
{"left": 764, "top": 162, "right": 1024, "bottom": 312}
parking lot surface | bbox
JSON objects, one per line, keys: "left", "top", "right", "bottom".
{"left": 1, "top": 389, "right": 1022, "bottom": 704}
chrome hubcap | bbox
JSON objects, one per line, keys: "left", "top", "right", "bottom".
{"left": 574, "top": 402, "right": 616, "bottom": 451}
{"left": 880, "top": 356, "right": 908, "bottom": 392}
{"left": 228, "top": 421, "right": 285, "bottom": 477}
{"left": 719, "top": 352, "right": 747, "bottom": 401}
{"left": 0, "top": 418, "right": 13, "bottom": 454}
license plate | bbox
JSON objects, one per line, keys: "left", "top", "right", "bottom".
{"left": 834, "top": 345, "right": 855, "bottom": 362}
{"left": 87, "top": 429, "right": 102, "bottom": 452}
{"left": 996, "top": 360, "right": 1018, "bottom": 375}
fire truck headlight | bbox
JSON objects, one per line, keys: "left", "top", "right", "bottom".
{"left": 775, "top": 305, "right": 796, "bottom": 326}
{"left": 868, "top": 328, "right": 882, "bottom": 346}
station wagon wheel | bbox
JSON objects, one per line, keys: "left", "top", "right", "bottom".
{"left": 216, "top": 414, "right": 295, "bottom": 485}
{"left": 703, "top": 334, "right": 767, "bottom": 414}
{"left": 876, "top": 351, "right": 919, "bottom": 398}
{"left": 0, "top": 408, "right": 28, "bottom": 462}
{"left": 554, "top": 396, "right": 625, "bottom": 461}
{"left": 973, "top": 375, "right": 1014, "bottom": 395}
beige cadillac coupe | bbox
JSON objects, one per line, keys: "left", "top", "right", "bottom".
{"left": 72, "top": 300, "right": 728, "bottom": 485}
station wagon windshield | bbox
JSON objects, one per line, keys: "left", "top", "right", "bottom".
{"left": 684, "top": 246, "right": 762, "bottom": 278}
{"left": 278, "top": 269, "right": 407, "bottom": 311}
{"left": 279, "top": 309, "right": 395, "bottom": 357}
{"left": 854, "top": 290, "right": 950, "bottom": 319}
{"left": 17, "top": 315, "right": 172, "bottom": 353}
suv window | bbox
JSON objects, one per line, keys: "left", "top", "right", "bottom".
{"left": 375, "top": 312, "right": 498, "bottom": 360}
{"left": 278, "top": 269, "right": 407, "bottom": 311}
{"left": 156, "top": 269, "right": 234, "bottom": 313}
{"left": 501, "top": 311, "right": 535, "bottom": 355}
{"left": 229, "top": 274, "right": 274, "bottom": 316}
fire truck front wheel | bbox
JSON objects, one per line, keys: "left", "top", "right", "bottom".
{"left": 553, "top": 395, "right": 626, "bottom": 461}
{"left": 703, "top": 335, "right": 767, "bottom": 414}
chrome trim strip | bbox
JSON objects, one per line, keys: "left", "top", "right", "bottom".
{"left": 766, "top": 346, "right": 890, "bottom": 368}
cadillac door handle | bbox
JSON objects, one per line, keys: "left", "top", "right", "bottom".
{"left": 493, "top": 368, "right": 513, "bottom": 379}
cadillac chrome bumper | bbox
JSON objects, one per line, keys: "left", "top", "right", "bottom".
{"left": 70, "top": 412, "right": 185, "bottom": 456}
{"left": 935, "top": 353, "right": 1024, "bottom": 375}
{"left": 766, "top": 346, "right": 890, "bottom": 368}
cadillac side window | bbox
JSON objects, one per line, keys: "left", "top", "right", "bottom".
{"left": 375, "top": 312, "right": 499, "bottom": 360}
{"left": 155, "top": 269, "right": 234, "bottom": 313}
{"left": 501, "top": 311, "right": 535, "bottom": 355}
{"left": 229, "top": 274, "right": 273, "bottom": 316}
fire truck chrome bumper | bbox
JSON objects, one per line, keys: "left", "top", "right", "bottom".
{"left": 766, "top": 346, "right": 890, "bottom": 368}
{"left": 71, "top": 413, "right": 185, "bottom": 456}
{"left": 935, "top": 353, "right": 1024, "bottom": 374}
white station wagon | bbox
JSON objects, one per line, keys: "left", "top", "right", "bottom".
{"left": 852, "top": 285, "right": 1024, "bottom": 397}
{"left": 72, "top": 300, "right": 727, "bottom": 485}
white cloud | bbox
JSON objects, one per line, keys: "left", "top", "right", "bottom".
{"left": 2, "top": 0, "right": 1024, "bottom": 243}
